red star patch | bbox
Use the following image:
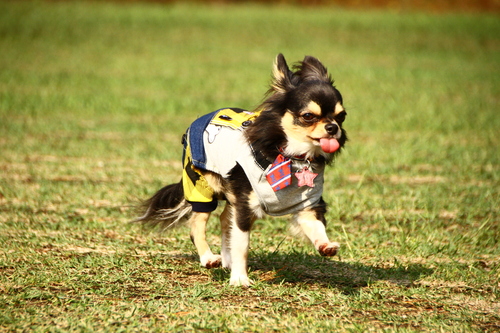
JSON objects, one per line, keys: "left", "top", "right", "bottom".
{"left": 295, "top": 167, "right": 318, "bottom": 187}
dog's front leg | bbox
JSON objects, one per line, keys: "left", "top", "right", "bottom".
{"left": 220, "top": 204, "right": 232, "bottom": 269}
{"left": 226, "top": 205, "right": 255, "bottom": 287}
{"left": 189, "top": 212, "right": 222, "bottom": 268}
{"left": 294, "top": 208, "right": 340, "bottom": 257}
{"left": 229, "top": 225, "right": 251, "bottom": 286}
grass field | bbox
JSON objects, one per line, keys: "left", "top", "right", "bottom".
{"left": 1, "top": 1, "right": 499, "bottom": 331}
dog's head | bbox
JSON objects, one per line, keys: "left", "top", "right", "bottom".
{"left": 249, "top": 54, "right": 347, "bottom": 162}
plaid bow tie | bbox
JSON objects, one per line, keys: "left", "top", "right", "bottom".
{"left": 266, "top": 154, "right": 292, "bottom": 192}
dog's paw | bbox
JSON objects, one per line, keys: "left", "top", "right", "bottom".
{"left": 200, "top": 254, "right": 222, "bottom": 269}
{"left": 318, "top": 242, "right": 340, "bottom": 257}
{"left": 229, "top": 274, "right": 253, "bottom": 287}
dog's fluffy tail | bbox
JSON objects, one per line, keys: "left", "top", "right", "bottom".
{"left": 134, "top": 181, "right": 192, "bottom": 232}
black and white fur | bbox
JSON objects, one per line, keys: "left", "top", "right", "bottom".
{"left": 135, "top": 54, "right": 347, "bottom": 286}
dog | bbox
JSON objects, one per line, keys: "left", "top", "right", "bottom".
{"left": 135, "top": 54, "right": 347, "bottom": 286}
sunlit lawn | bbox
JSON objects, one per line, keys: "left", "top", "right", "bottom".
{"left": 1, "top": 1, "right": 499, "bottom": 331}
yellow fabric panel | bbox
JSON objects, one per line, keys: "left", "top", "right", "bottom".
{"left": 182, "top": 141, "right": 214, "bottom": 203}
{"left": 210, "top": 108, "right": 261, "bottom": 129}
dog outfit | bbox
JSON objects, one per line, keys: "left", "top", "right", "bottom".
{"left": 182, "top": 108, "right": 325, "bottom": 216}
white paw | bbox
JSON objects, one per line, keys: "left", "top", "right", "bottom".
{"left": 317, "top": 242, "right": 340, "bottom": 257}
{"left": 229, "top": 274, "right": 253, "bottom": 287}
{"left": 200, "top": 254, "right": 222, "bottom": 269}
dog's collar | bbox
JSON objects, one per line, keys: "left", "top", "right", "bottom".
{"left": 251, "top": 145, "right": 318, "bottom": 172}
{"left": 278, "top": 147, "right": 315, "bottom": 162}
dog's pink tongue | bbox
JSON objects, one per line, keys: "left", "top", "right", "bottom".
{"left": 320, "top": 138, "right": 340, "bottom": 153}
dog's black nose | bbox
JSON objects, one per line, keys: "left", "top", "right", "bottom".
{"left": 325, "top": 123, "right": 339, "bottom": 135}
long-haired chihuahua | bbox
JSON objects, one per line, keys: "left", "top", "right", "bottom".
{"left": 135, "top": 54, "right": 347, "bottom": 286}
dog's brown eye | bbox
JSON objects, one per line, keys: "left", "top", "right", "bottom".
{"left": 336, "top": 112, "right": 346, "bottom": 123}
{"left": 301, "top": 113, "right": 317, "bottom": 122}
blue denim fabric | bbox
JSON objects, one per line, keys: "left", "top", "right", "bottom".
{"left": 187, "top": 110, "right": 219, "bottom": 170}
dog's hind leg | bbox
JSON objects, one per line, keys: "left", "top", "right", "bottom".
{"left": 189, "top": 212, "right": 222, "bottom": 268}
{"left": 294, "top": 209, "right": 340, "bottom": 257}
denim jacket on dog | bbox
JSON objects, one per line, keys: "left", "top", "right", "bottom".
{"left": 181, "top": 108, "right": 325, "bottom": 216}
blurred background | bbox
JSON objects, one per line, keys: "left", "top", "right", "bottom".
{"left": 100, "top": 0, "right": 500, "bottom": 12}
{"left": 1, "top": 0, "right": 498, "bottom": 239}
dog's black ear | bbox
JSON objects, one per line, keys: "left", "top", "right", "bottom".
{"left": 271, "top": 54, "right": 296, "bottom": 94}
{"left": 295, "top": 56, "right": 333, "bottom": 85}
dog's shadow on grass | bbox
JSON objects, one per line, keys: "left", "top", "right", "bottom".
{"left": 209, "top": 251, "right": 433, "bottom": 294}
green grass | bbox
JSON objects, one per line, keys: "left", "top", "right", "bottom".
{"left": 1, "top": 1, "right": 499, "bottom": 331}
